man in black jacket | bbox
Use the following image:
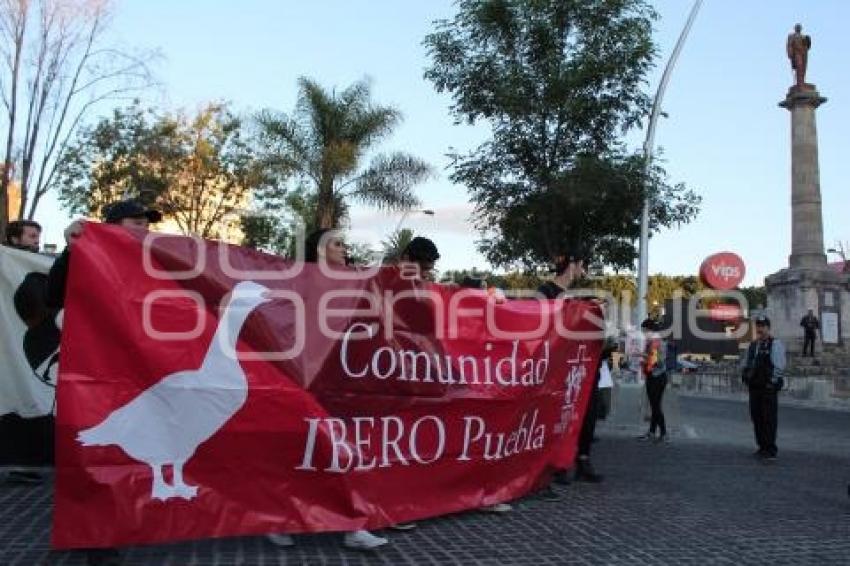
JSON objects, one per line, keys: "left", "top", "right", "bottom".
{"left": 535, "top": 248, "right": 606, "bottom": 500}
{"left": 799, "top": 309, "right": 819, "bottom": 358}
{"left": 47, "top": 200, "right": 161, "bottom": 310}
{"left": 46, "top": 199, "right": 160, "bottom": 566}
{"left": 740, "top": 316, "right": 786, "bottom": 461}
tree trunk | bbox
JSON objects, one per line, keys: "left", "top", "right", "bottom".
{"left": 0, "top": 180, "right": 7, "bottom": 239}
{"left": 315, "top": 179, "right": 335, "bottom": 229}
{"left": 26, "top": 190, "right": 43, "bottom": 220}
{"left": 18, "top": 156, "right": 30, "bottom": 220}
{"left": 1, "top": 12, "right": 26, "bottom": 232}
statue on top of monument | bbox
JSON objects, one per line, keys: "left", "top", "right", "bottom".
{"left": 786, "top": 23, "right": 812, "bottom": 88}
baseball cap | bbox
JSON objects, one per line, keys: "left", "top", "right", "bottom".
{"left": 754, "top": 315, "right": 771, "bottom": 327}
{"left": 103, "top": 199, "right": 162, "bottom": 224}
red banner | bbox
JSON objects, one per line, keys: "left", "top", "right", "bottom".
{"left": 52, "top": 224, "right": 602, "bottom": 549}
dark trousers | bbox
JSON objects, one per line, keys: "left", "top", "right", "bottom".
{"left": 803, "top": 333, "right": 816, "bottom": 357}
{"left": 577, "top": 389, "right": 599, "bottom": 458}
{"left": 749, "top": 387, "right": 778, "bottom": 455}
{"left": 646, "top": 375, "right": 667, "bottom": 436}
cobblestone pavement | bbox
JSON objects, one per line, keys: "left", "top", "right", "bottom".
{"left": 2, "top": 397, "right": 850, "bottom": 565}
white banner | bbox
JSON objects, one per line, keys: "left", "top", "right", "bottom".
{"left": 0, "top": 246, "right": 58, "bottom": 416}
{"left": 822, "top": 312, "right": 839, "bottom": 344}
{"left": 598, "top": 361, "right": 613, "bottom": 388}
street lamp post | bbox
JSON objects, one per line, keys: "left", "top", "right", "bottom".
{"left": 636, "top": 0, "right": 703, "bottom": 326}
{"left": 827, "top": 246, "right": 848, "bottom": 272}
{"left": 393, "top": 208, "right": 435, "bottom": 233}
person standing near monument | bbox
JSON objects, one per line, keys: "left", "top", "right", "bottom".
{"left": 786, "top": 23, "right": 812, "bottom": 88}
{"left": 740, "top": 316, "right": 786, "bottom": 462}
{"left": 799, "top": 309, "right": 820, "bottom": 357}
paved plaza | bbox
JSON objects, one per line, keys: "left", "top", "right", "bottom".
{"left": 2, "top": 396, "right": 850, "bottom": 565}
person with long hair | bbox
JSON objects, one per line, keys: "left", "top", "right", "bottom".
{"left": 265, "top": 228, "right": 389, "bottom": 550}
{"left": 638, "top": 319, "right": 669, "bottom": 443}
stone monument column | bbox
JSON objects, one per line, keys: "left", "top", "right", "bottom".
{"left": 765, "top": 24, "right": 850, "bottom": 366}
{"left": 780, "top": 87, "right": 827, "bottom": 269}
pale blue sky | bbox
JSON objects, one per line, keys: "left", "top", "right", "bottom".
{"left": 34, "top": 0, "right": 849, "bottom": 286}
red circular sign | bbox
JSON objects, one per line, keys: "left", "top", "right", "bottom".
{"left": 700, "top": 252, "right": 746, "bottom": 290}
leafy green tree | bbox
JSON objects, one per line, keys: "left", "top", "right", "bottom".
{"left": 591, "top": 274, "right": 638, "bottom": 304}
{"left": 161, "top": 104, "right": 267, "bottom": 238}
{"left": 424, "top": 0, "right": 700, "bottom": 270}
{"left": 345, "top": 241, "right": 376, "bottom": 266}
{"left": 256, "top": 77, "right": 434, "bottom": 230}
{"left": 739, "top": 286, "right": 766, "bottom": 310}
{"left": 496, "top": 271, "right": 545, "bottom": 291}
{"left": 381, "top": 228, "right": 415, "bottom": 263}
{"left": 240, "top": 184, "right": 351, "bottom": 257}
{"left": 240, "top": 213, "right": 291, "bottom": 255}
{"left": 440, "top": 268, "right": 491, "bottom": 285}
{"left": 56, "top": 104, "right": 171, "bottom": 214}
{"left": 57, "top": 102, "right": 267, "bottom": 240}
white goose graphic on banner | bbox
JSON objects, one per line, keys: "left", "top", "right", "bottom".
{"left": 77, "top": 281, "right": 272, "bottom": 501}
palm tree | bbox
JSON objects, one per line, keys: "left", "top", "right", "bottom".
{"left": 381, "top": 228, "right": 415, "bottom": 263}
{"left": 257, "top": 77, "right": 433, "bottom": 229}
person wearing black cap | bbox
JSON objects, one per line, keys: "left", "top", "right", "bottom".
{"left": 740, "top": 315, "right": 786, "bottom": 461}
{"left": 46, "top": 199, "right": 162, "bottom": 310}
{"left": 45, "top": 199, "right": 160, "bottom": 566}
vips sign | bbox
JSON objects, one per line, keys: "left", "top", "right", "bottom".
{"left": 709, "top": 304, "right": 742, "bottom": 321}
{"left": 52, "top": 224, "right": 603, "bottom": 549}
{"left": 699, "top": 252, "right": 746, "bottom": 290}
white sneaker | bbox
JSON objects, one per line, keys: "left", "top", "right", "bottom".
{"left": 480, "top": 503, "right": 512, "bottom": 513}
{"left": 343, "top": 530, "right": 388, "bottom": 550}
{"left": 266, "top": 533, "right": 295, "bottom": 547}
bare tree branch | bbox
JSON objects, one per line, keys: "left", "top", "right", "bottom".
{"left": 0, "top": 0, "right": 27, "bottom": 234}
{"left": 0, "top": 0, "right": 156, "bottom": 226}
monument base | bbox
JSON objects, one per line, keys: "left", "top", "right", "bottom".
{"left": 765, "top": 267, "right": 850, "bottom": 361}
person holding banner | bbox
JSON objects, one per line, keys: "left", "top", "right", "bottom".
{"left": 573, "top": 339, "right": 617, "bottom": 483}
{"left": 47, "top": 200, "right": 161, "bottom": 566}
{"left": 638, "top": 319, "right": 669, "bottom": 443}
{"left": 535, "top": 249, "right": 589, "bottom": 499}
{"left": 398, "top": 236, "right": 440, "bottom": 282}
{"left": 47, "top": 200, "right": 163, "bottom": 311}
{"left": 395, "top": 235, "right": 513, "bottom": 515}
{"left": 265, "top": 228, "right": 390, "bottom": 550}
{"left": 2, "top": 219, "right": 51, "bottom": 485}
